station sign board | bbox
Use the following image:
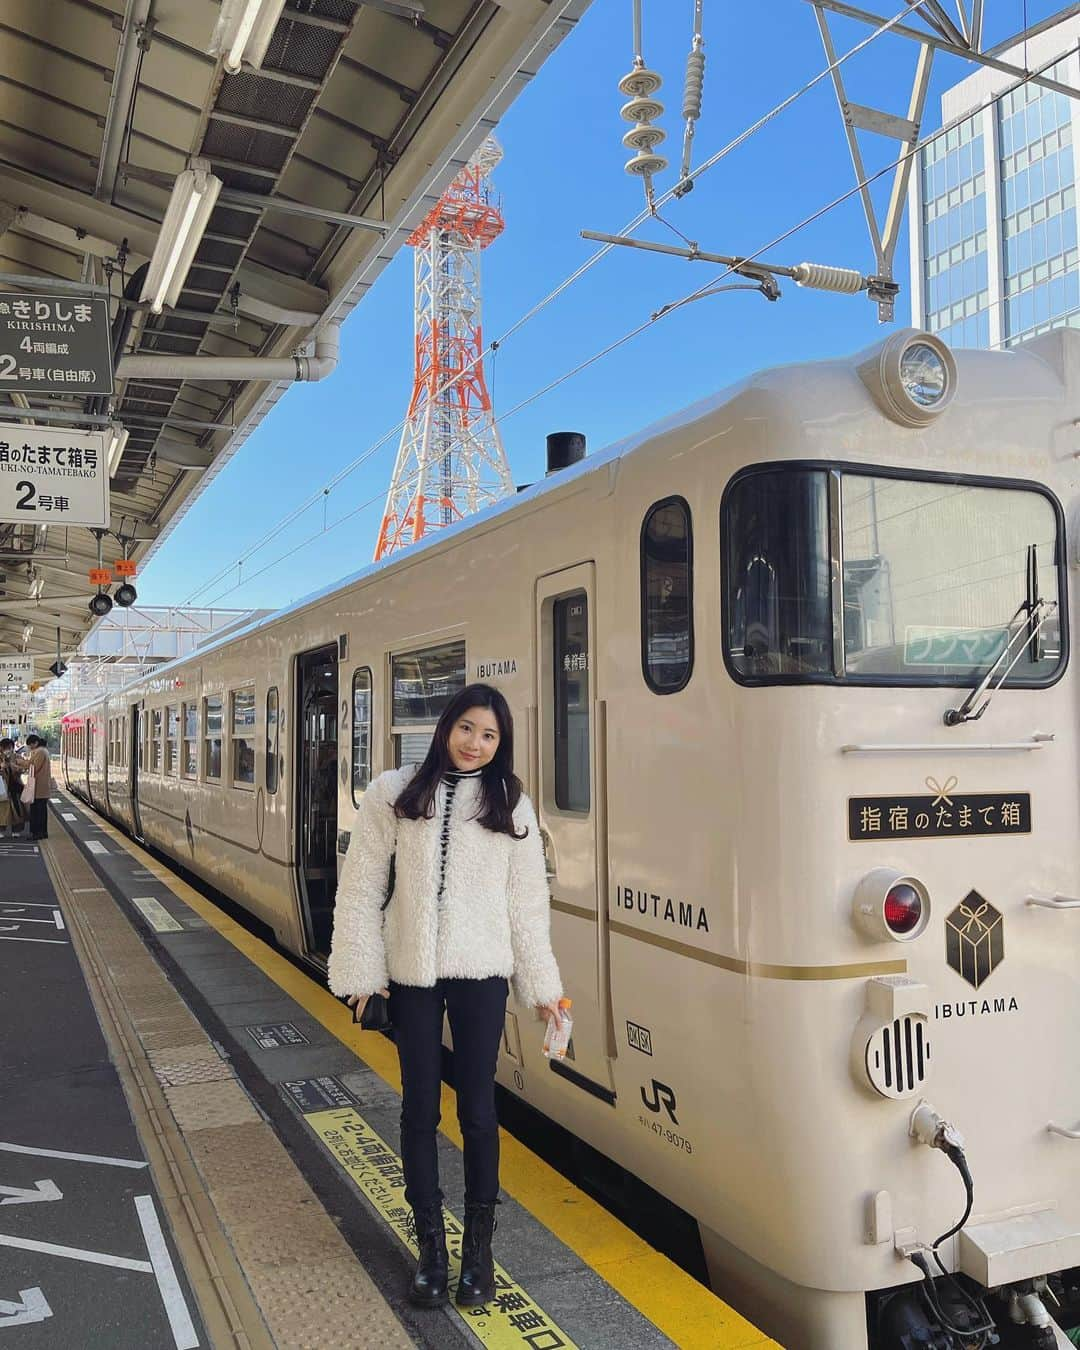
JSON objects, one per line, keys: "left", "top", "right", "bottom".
{"left": 0, "top": 656, "right": 33, "bottom": 687}
{"left": 0, "top": 424, "right": 109, "bottom": 529}
{"left": 0, "top": 292, "right": 113, "bottom": 396}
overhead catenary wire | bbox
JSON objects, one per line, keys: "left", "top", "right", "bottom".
{"left": 198, "top": 49, "right": 1080, "bottom": 611}
{"left": 180, "top": 1, "right": 922, "bottom": 608}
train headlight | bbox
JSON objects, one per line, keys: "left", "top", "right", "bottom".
{"left": 857, "top": 329, "right": 957, "bottom": 427}
{"left": 853, "top": 867, "right": 930, "bottom": 942}
{"left": 899, "top": 341, "right": 948, "bottom": 407}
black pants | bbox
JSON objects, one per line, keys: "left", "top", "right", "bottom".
{"left": 390, "top": 976, "right": 508, "bottom": 1210}
{"left": 29, "top": 799, "right": 48, "bottom": 839}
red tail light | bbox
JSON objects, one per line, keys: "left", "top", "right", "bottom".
{"left": 884, "top": 883, "right": 923, "bottom": 935}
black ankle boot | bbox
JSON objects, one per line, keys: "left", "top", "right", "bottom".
{"left": 409, "top": 1201, "right": 449, "bottom": 1307}
{"left": 455, "top": 1201, "right": 498, "bottom": 1307}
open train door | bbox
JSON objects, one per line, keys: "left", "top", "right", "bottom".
{"left": 534, "top": 563, "right": 617, "bottom": 1105}
{"left": 295, "top": 643, "right": 339, "bottom": 959}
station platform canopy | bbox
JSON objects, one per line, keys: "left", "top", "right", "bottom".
{"left": 0, "top": 0, "right": 589, "bottom": 671}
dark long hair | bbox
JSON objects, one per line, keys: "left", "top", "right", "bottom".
{"left": 393, "top": 683, "right": 526, "bottom": 838}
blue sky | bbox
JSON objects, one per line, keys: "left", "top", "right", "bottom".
{"left": 139, "top": 0, "right": 1064, "bottom": 611}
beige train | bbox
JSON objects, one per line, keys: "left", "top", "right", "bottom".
{"left": 64, "top": 329, "right": 1080, "bottom": 1349}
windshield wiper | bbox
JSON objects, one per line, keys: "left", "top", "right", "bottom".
{"left": 943, "top": 596, "right": 1057, "bottom": 727}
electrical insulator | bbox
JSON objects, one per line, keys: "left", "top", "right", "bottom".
{"left": 792, "top": 262, "right": 866, "bottom": 294}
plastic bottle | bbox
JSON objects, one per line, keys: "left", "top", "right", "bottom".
{"left": 542, "top": 998, "right": 573, "bottom": 1059}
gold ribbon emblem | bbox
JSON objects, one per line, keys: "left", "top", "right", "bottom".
{"left": 957, "top": 900, "right": 990, "bottom": 935}
{"left": 926, "top": 774, "right": 958, "bottom": 807}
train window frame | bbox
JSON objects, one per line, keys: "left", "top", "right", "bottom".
{"left": 553, "top": 591, "right": 591, "bottom": 813}
{"left": 150, "top": 707, "right": 163, "bottom": 773}
{"left": 230, "top": 686, "right": 256, "bottom": 790}
{"left": 266, "top": 687, "right": 279, "bottom": 795}
{"left": 390, "top": 638, "right": 466, "bottom": 768}
{"left": 351, "top": 667, "right": 372, "bottom": 805}
{"left": 165, "top": 705, "right": 179, "bottom": 776}
{"left": 721, "top": 459, "right": 1069, "bottom": 690}
{"left": 640, "top": 494, "right": 694, "bottom": 694}
{"left": 181, "top": 702, "right": 198, "bottom": 779}
{"left": 204, "top": 694, "right": 223, "bottom": 781}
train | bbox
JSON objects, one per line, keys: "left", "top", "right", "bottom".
{"left": 62, "top": 327, "right": 1080, "bottom": 1349}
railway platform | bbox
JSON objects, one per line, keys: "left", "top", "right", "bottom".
{"left": 0, "top": 788, "right": 776, "bottom": 1350}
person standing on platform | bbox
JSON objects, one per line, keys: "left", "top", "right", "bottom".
{"left": 17, "top": 735, "right": 52, "bottom": 840}
{"left": 0, "top": 737, "right": 26, "bottom": 838}
{"left": 328, "top": 683, "right": 565, "bottom": 1312}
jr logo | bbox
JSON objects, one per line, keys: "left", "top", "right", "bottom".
{"left": 640, "top": 1079, "right": 679, "bottom": 1124}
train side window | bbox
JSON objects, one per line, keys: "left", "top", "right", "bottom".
{"left": 351, "top": 668, "right": 372, "bottom": 804}
{"left": 231, "top": 688, "right": 256, "bottom": 787}
{"left": 139, "top": 711, "right": 148, "bottom": 771}
{"left": 150, "top": 708, "right": 163, "bottom": 773}
{"left": 165, "top": 706, "right": 179, "bottom": 775}
{"left": 641, "top": 496, "right": 693, "bottom": 693}
{"left": 181, "top": 703, "right": 197, "bottom": 778}
{"left": 266, "top": 687, "right": 279, "bottom": 794}
{"left": 391, "top": 641, "right": 465, "bottom": 767}
{"left": 204, "top": 696, "right": 223, "bottom": 780}
{"left": 553, "top": 593, "right": 590, "bottom": 812}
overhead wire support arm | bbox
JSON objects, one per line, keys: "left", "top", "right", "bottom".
{"left": 811, "top": 1, "right": 933, "bottom": 321}
{"left": 580, "top": 230, "right": 869, "bottom": 299}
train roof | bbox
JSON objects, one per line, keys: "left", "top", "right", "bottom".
{"left": 65, "top": 327, "right": 1079, "bottom": 715}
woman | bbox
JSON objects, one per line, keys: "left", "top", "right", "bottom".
{"left": 0, "top": 738, "right": 26, "bottom": 838}
{"left": 328, "top": 683, "right": 565, "bottom": 1310}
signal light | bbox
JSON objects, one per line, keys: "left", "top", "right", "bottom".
{"left": 114, "top": 583, "right": 138, "bottom": 608}
{"left": 89, "top": 592, "right": 113, "bottom": 618}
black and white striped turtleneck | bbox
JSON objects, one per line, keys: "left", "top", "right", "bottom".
{"left": 437, "top": 768, "right": 481, "bottom": 902}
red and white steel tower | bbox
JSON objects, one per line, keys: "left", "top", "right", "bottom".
{"left": 375, "top": 138, "right": 512, "bottom": 560}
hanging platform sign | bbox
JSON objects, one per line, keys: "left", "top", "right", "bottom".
{"left": 0, "top": 424, "right": 109, "bottom": 528}
{"left": 0, "top": 657, "right": 33, "bottom": 687}
{"left": 0, "top": 292, "right": 113, "bottom": 395}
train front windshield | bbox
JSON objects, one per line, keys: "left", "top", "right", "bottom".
{"left": 724, "top": 465, "right": 1065, "bottom": 685}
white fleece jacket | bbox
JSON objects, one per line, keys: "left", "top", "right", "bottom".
{"left": 327, "top": 766, "right": 563, "bottom": 1010}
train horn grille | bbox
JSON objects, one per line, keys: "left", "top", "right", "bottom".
{"left": 865, "top": 1015, "right": 930, "bottom": 1100}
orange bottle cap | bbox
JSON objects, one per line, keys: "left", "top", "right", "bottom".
{"left": 558, "top": 997, "right": 572, "bottom": 1008}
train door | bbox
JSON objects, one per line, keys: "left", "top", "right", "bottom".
{"left": 129, "top": 701, "right": 143, "bottom": 840}
{"left": 535, "top": 563, "right": 616, "bottom": 1104}
{"left": 295, "top": 644, "right": 338, "bottom": 959}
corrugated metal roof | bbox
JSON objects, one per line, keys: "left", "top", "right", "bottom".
{"left": 0, "top": 0, "right": 590, "bottom": 669}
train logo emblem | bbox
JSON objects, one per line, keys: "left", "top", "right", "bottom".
{"left": 640, "top": 1079, "right": 678, "bottom": 1124}
{"left": 945, "top": 891, "right": 1004, "bottom": 989}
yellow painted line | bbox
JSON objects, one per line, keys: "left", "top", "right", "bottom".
{"left": 70, "top": 802, "right": 777, "bottom": 1349}
{"left": 307, "top": 1107, "right": 578, "bottom": 1349}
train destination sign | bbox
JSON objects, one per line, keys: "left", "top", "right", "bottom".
{"left": 849, "top": 782, "right": 1031, "bottom": 841}
{"left": 0, "top": 292, "right": 113, "bottom": 395}
{"left": 0, "top": 424, "right": 109, "bottom": 528}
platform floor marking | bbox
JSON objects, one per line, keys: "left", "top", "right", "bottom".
{"left": 305, "top": 1105, "right": 578, "bottom": 1350}
{"left": 71, "top": 800, "right": 775, "bottom": 1348}
{"left": 130, "top": 898, "right": 183, "bottom": 933}
{"left": 0, "top": 1142, "right": 147, "bottom": 1169}
{"left": 134, "top": 1195, "right": 199, "bottom": 1350}
{"left": 61, "top": 813, "right": 77, "bottom": 822}
{"left": 84, "top": 840, "right": 108, "bottom": 855}
{"left": 0, "top": 935, "right": 67, "bottom": 945}
{"left": 0, "top": 1233, "right": 153, "bottom": 1273}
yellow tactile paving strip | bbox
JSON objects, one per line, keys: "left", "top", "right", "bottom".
{"left": 72, "top": 802, "right": 778, "bottom": 1350}
{"left": 43, "top": 825, "right": 416, "bottom": 1350}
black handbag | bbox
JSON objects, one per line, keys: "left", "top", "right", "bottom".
{"left": 353, "top": 851, "right": 396, "bottom": 1033}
